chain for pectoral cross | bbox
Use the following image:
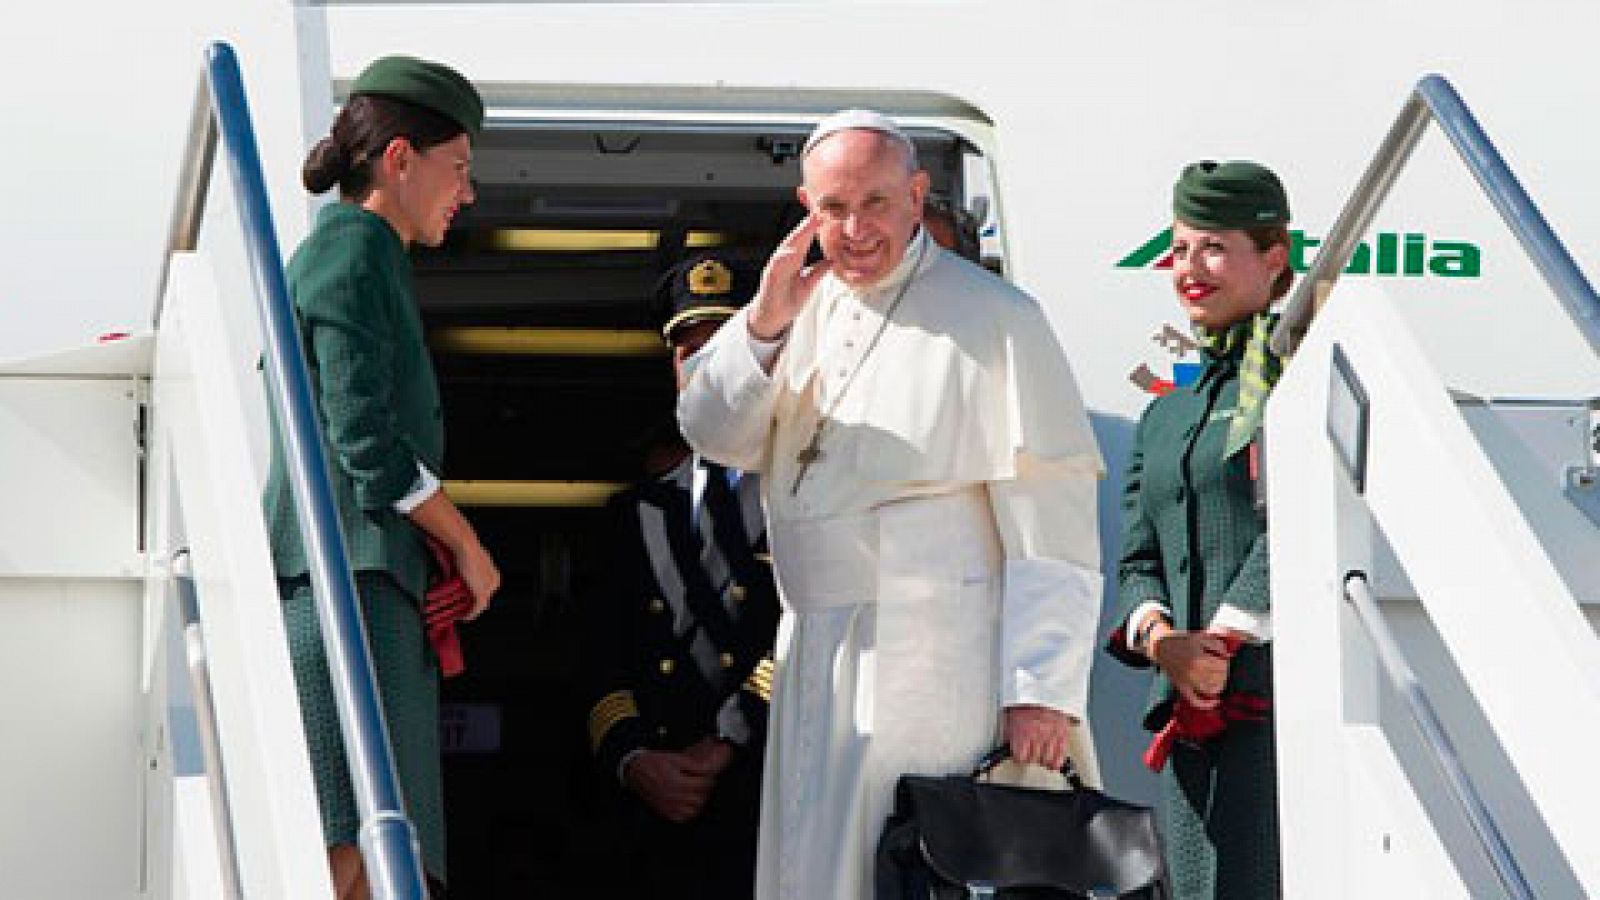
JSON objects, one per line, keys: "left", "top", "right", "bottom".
{"left": 784, "top": 238, "right": 927, "bottom": 498}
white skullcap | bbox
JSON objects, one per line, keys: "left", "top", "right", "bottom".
{"left": 802, "top": 108, "right": 915, "bottom": 159}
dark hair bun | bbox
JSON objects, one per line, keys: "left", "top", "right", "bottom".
{"left": 301, "top": 136, "right": 350, "bottom": 195}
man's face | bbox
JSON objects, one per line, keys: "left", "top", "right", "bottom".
{"left": 798, "top": 130, "right": 929, "bottom": 288}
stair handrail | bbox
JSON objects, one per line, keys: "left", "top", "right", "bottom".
{"left": 169, "top": 549, "right": 246, "bottom": 898}
{"left": 1271, "top": 74, "right": 1600, "bottom": 359}
{"left": 171, "top": 41, "right": 429, "bottom": 899}
{"left": 1342, "top": 572, "right": 1535, "bottom": 899}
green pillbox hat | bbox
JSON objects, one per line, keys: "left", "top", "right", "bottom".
{"left": 350, "top": 55, "right": 484, "bottom": 139}
{"left": 1172, "top": 160, "right": 1290, "bottom": 230}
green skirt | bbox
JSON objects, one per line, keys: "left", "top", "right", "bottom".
{"left": 280, "top": 572, "right": 445, "bottom": 882}
{"left": 1162, "top": 719, "right": 1280, "bottom": 899}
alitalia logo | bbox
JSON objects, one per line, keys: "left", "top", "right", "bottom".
{"left": 1116, "top": 228, "right": 1482, "bottom": 278}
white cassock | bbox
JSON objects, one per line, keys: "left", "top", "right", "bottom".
{"left": 677, "top": 229, "right": 1104, "bottom": 900}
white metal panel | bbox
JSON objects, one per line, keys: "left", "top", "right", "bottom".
{"left": 147, "top": 254, "right": 331, "bottom": 898}
{"left": 1270, "top": 286, "right": 1600, "bottom": 894}
{"left": 0, "top": 577, "right": 143, "bottom": 899}
{"left": 0, "top": 335, "right": 154, "bottom": 376}
{"left": 0, "top": 377, "right": 141, "bottom": 578}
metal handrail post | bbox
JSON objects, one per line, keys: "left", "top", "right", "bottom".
{"left": 1342, "top": 572, "right": 1535, "bottom": 900}
{"left": 203, "top": 41, "right": 428, "bottom": 898}
{"left": 154, "top": 78, "right": 218, "bottom": 326}
{"left": 1272, "top": 74, "right": 1600, "bottom": 359}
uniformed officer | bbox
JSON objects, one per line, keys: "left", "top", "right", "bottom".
{"left": 1106, "top": 160, "right": 1292, "bottom": 899}
{"left": 582, "top": 254, "right": 780, "bottom": 900}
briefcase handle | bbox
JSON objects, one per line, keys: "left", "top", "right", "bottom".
{"left": 972, "top": 744, "right": 1087, "bottom": 791}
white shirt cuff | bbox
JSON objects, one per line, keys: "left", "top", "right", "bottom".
{"left": 393, "top": 460, "right": 441, "bottom": 514}
{"left": 746, "top": 328, "right": 786, "bottom": 372}
{"left": 1000, "top": 557, "right": 1102, "bottom": 721}
{"left": 716, "top": 695, "right": 752, "bottom": 746}
{"left": 1209, "top": 604, "right": 1272, "bottom": 643}
{"left": 1124, "top": 602, "right": 1173, "bottom": 652}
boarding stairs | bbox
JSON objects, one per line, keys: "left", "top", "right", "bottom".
{"left": 1268, "top": 76, "right": 1600, "bottom": 898}
{"left": 0, "top": 43, "right": 422, "bottom": 898}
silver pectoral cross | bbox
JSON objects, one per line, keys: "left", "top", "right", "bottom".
{"left": 789, "top": 428, "right": 825, "bottom": 496}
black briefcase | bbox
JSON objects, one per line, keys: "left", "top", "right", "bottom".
{"left": 875, "top": 748, "right": 1170, "bottom": 899}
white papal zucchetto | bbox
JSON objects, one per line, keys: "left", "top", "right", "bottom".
{"left": 801, "top": 108, "right": 916, "bottom": 162}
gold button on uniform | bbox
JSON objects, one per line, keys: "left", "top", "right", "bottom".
{"left": 658, "top": 659, "right": 675, "bottom": 675}
{"left": 730, "top": 585, "right": 748, "bottom": 603}
{"left": 720, "top": 652, "right": 735, "bottom": 669}
{"left": 648, "top": 597, "right": 665, "bottom": 613}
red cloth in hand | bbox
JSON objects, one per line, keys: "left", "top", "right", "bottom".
{"left": 423, "top": 536, "right": 474, "bottom": 678}
{"left": 1142, "top": 634, "right": 1270, "bottom": 772}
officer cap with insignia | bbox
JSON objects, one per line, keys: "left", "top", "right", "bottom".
{"left": 350, "top": 55, "right": 484, "bottom": 140}
{"left": 1172, "top": 160, "right": 1290, "bottom": 230}
{"left": 656, "top": 255, "right": 758, "bottom": 345}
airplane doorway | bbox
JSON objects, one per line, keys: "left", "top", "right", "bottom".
{"left": 413, "top": 116, "right": 991, "bottom": 897}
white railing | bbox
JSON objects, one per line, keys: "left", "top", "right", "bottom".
{"left": 1268, "top": 285, "right": 1600, "bottom": 897}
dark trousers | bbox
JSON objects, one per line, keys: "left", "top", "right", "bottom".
{"left": 1163, "top": 720, "right": 1281, "bottom": 900}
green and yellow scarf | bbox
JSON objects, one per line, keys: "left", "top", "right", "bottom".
{"left": 1197, "top": 311, "right": 1282, "bottom": 459}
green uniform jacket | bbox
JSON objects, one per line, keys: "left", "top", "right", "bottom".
{"left": 1107, "top": 347, "right": 1272, "bottom": 728}
{"left": 263, "top": 202, "right": 443, "bottom": 600}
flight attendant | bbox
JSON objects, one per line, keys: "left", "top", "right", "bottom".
{"left": 1106, "top": 161, "right": 1292, "bottom": 898}
{"left": 262, "top": 56, "right": 500, "bottom": 899}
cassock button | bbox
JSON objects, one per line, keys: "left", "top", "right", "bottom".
{"left": 720, "top": 652, "right": 735, "bottom": 669}
{"left": 658, "top": 659, "right": 676, "bottom": 675}
{"left": 656, "top": 726, "right": 669, "bottom": 737}
{"left": 1176, "top": 557, "right": 1190, "bottom": 574}
{"left": 730, "top": 585, "right": 748, "bottom": 603}
{"left": 648, "top": 597, "right": 666, "bottom": 613}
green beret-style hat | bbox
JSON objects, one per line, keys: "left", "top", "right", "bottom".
{"left": 350, "top": 55, "right": 484, "bottom": 139}
{"left": 1172, "top": 160, "right": 1290, "bottom": 230}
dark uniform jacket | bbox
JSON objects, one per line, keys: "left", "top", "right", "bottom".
{"left": 584, "top": 456, "right": 780, "bottom": 781}
{"left": 263, "top": 202, "right": 443, "bottom": 599}
{"left": 1106, "top": 346, "right": 1272, "bottom": 729}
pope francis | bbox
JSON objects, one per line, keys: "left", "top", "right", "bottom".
{"left": 676, "top": 109, "right": 1105, "bottom": 900}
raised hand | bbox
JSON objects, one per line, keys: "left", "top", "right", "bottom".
{"left": 747, "top": 214, "right": 833, "bottom": 340}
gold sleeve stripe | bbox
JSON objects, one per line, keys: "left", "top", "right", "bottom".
{"left": 742, "top": 659, "right": 775, "bottom": 702}
{"left": 587, "top": 690, "right": 640, "bottom": 751}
